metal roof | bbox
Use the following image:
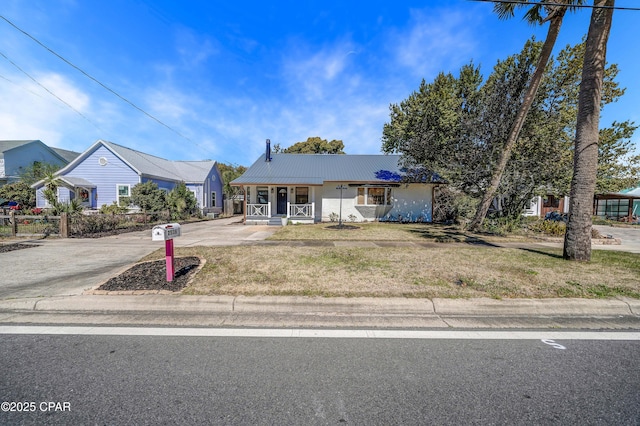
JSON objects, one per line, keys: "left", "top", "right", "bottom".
{"left": 59, "top": 176, "right": 96, "bottom": 188}
{"left": 52, "top": 147, "right": 81, "bottom": 163}
{"left": 100, "top": 141, "right": 216, "bottom": 182}
{"left": 231, "top": 154, "right": 444, "bottom": 185}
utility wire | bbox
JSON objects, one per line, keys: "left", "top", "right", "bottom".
{"left": 0, "top": 14, "right": 193, "bottom": 143}
{"left": 0, "top": 71, "right": 44, "bottom": 98}
{"left": 469, "top": 0, "right": 640, "bottom": 11}
{"left": 0, "top": 49, "right": 103, "bottom": 131}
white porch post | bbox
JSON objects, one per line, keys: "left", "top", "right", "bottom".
{"left": 311, "top": 187, "right": 316, "bottom": 220}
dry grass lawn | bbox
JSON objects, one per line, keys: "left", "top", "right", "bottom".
{"left": 142, "top": 242, "right": 640, "bottom": 299}
{"left": 268, "top": 222, "right": 532, "bottom": 242}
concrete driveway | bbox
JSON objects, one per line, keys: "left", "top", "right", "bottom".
{"left": 593, "top": 225, "right": 640, "bottom": 254}
{"left": 0, "top": 217, "right": 278, "bottom": 299}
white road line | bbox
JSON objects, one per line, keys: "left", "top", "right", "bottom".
{"left": 0, "top": 326, "right": 639, "bottom": 340}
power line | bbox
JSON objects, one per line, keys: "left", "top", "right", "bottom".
{"left": 0, "top": 14, "right": 194, "bottom": 143}
{"left": 469, "top": 0, "right": 640, "bottom": 11}
{"left": 0, "top": 49, "right": 103, "bottom": 131}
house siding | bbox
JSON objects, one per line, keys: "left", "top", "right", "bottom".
{"left": 2, "top": 142, "right": 67, "bottom": 183}
{"left": 320, "top": 182, "right": 433, "bottom": 222}
{"left": 62, "top": 145, "right": 139, "bottom": 208}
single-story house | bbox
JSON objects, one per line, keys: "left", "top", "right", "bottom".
{"left": 33, "top": 139, "right": 223, "bottom": 213}
{"left": 594, "top": 186, "right": 640, "bottom": 221}
{"left": 523, "top": 194, "right": 570, "bottom": 217}
{"left": 231, "top": 141, "right": 445, "bottom": 224}
{"left": 0, "top": 140, "right": 79, "bottom": 186}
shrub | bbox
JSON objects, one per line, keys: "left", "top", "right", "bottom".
{"left": 481, "top": 216, "right": 524, "bottom": 235}
{"left": 527, "top": 219, "right": 566, "bottom": 236}
{"left": 100, "top": 202, "right": 129, "bottom": 215}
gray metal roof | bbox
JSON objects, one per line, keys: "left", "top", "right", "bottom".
{"left": 0, "top": 140, "right": 75, "bottom": 164}
{"left": 231, "top": 154, "right": 443, "bottom": 185}
{"left": 100, "top": 141, "right": 216, "bottom": 182}
{"left": 60, "top": 176, "right": 96, "bottom": 188}
{"left": 0, "top": 140, "right": 41, "bottom": 159}
{"left": 52, "top": 147, "right": 81, "bottom": 163}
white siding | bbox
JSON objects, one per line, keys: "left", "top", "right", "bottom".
{"left": 319, "top": 182, "right": 433, "bottom": 222}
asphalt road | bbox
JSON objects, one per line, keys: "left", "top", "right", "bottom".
{"left": 1, "top": 332, "right": 638, "bottom": 425}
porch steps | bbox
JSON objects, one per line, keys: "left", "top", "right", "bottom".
{"left": 268, "top": 217, "right": 284, "bottom": 226}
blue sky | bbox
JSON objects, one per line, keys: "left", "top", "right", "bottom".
{"left": 1, "top": 0, "right": 638, "bottom": 167}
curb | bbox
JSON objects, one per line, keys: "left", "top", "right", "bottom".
{"left": 0, "top": 295, "right": 637, "bottom": 317}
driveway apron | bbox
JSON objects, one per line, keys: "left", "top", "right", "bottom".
{"left": 0, "top": 217, "right": 277, "bottom": 299}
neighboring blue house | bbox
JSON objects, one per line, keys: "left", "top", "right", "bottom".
{"left": 33, "top": 140, "right": 223, "bottom": 213}
{"left": 0, "top": 140, "right": 78, "bottom": 186}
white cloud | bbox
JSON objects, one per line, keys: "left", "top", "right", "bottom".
{"left": 0, "top": 70, "right": 93, "bottom": 146}
{"left": 281, "top": 41, "right": 359, "bottom": 101}
{"left": 390, "top": 7, "right": 479, "bottom": 78}
{"left": 174, "top": 26, "right": 218, "bottom": 69}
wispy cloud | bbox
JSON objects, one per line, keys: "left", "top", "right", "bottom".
{"left": 281, "top": 40, "right": 360, "bottom": 101}
{"left": 389, "top": 7, "right": 480, "bottom": 78}
{"left": 0, "top": 71, "right": 94, "bottom": 146}
{"left": 174, "top": 26, "right": 218, "bottom": 69}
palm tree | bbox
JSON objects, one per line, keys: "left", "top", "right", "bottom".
{"left": 468, "top": 0, "right": 584, "bottom": 231}
{"left": 563, "top": 0, "right": 615, "bottom": 261}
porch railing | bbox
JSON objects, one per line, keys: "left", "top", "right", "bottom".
{"left": 247, "top": 203, "right": 270, "bottom": 217}
{"left": 289, "top": 203, "right": 313, "bottom": 217}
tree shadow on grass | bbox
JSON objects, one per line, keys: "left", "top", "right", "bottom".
{"left": 518, "top": 247, "right": 564, "bottom": 259}
{"left": 407, "top": 225, "right": 501, "bottom": 247}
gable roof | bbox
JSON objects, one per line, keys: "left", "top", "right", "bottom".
{"left": 0, "top": 140, "right": 37, "bottom": 155}
{"left": 54, "top": 140, "right": 216, "bottom": 183}
{"left": 231, "top": 153, "right": 445, "bottom": 185}
{"left": 0, "top": 140, "right": 68, "bottom": 163}
{"left": 52, "top": 147, "right": 81, "bottom": 163}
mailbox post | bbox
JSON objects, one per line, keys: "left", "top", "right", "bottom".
{"left": 152, "top": 223, "right": 182, "bottom": 282}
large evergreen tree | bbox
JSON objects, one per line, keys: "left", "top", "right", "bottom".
{"left": 468, "top": 0, "right": 585, "bottom": 231}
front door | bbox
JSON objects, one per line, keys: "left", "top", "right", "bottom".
{"left": 277, "top": 187, "right": 287, "bottom": 215}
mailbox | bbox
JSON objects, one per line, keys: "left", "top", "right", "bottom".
{"left": 152, "top": 223, "right": 181, "bottom": 241}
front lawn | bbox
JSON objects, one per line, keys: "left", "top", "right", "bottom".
{"left": 141, "top": 243, "right": 640, "bottom": 299}
{"left": 268, "top": 222, "right": 533, "bottom": 243}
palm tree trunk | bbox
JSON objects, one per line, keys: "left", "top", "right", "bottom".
{"left": 468, "top": 11, "right": 565, "bottom": 231}
{"left": 563, "top": 0, "right": 614, "bottom": 261}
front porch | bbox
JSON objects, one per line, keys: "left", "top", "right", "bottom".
{"left": 241, "top": 184, "right": 317, "bottom": 225}
{"left": 246, "top": 202, "right": 315, "bottom": 225}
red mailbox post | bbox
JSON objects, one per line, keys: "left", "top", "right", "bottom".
{"left": 152, "top": 223, "right": 182, "bottom": 282}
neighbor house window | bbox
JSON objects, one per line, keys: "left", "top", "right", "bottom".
{"left": 295, "top": 187, "right": 308, "bottom": 204}
{"left": 257, "top": 186, "right": 268, "bottom": 204}
{"left": 357, "top": 187, "right": 392, "bottom": 205}
{"left": 117, "top": 184, "right": 130, "bottom": 206}
{"left": 543, "top": 195, "right": 560, "bottom": 208}
{"left": 78, "top": 188, "right": 90, "bottom": 203}
{"left": 211, "top": 191, "right": 216, "bottom": 207}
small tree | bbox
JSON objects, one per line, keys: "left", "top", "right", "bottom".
{"left": 282, "top": 137, "right": 345, "bottom": 154}
{"left": 0, "top": 181, "right": 36, "bottom": 208}
{"left": 129, "top": 182, "right": 167, "bottom": 215}
{"left": 167, "top": 182, "right": 198, "bottom": 220}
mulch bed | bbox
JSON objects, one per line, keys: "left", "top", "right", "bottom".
{"left": 324, "top": 224, "right": 360, "bottom": 230}
{"left": 98, "top": 256, "right": 202, "bottom": 292}
{"left": 0, "top": 243, "right": 37, "bottom": 253}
